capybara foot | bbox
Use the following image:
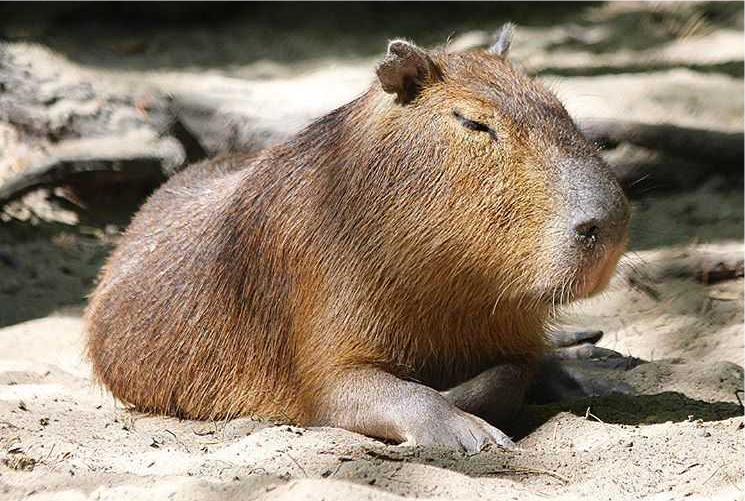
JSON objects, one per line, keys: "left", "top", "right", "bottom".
{"left": 400, "top": 406, "right": 515, "bottom": 452}
{"left": 314, "top": 369, "right": 515, "bottom": 453}
{"left": 548, "top": 329, "right": 630, "bottom": 360}
{"left": 548, "top": 330, "right": 605, "bottom": 348}
{"left": 530, "top": 354, "right": 643, "bottom": 404}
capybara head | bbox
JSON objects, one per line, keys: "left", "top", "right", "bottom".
{"left": 367, "top": 25, "right": 629, "bottom": 309}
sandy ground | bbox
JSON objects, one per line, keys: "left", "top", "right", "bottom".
{"left": 1, "top": 3, "right": 744, "bottom": 500}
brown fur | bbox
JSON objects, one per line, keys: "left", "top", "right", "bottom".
{"left": 86, "top": 38, "right": 628, "bottom": 428}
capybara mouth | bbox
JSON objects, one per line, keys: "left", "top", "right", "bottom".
{"left": 539, "top": 241, "right": 627, "bottom": 307}
{"left": 570, "top": 242, "right": 626, "bottom": 300}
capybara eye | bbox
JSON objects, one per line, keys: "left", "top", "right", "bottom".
{"left": 453, "top": 110, "right": 497, "bottom": 140}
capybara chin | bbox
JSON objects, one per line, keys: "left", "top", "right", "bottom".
{"left": 86, "top": 24, "right": 629, "bottom": 452}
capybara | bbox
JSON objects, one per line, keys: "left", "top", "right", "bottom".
{"left": 86, "top": 25, "right": 630, "bottom": 452}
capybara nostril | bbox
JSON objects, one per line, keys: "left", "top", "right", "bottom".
{"left": 574, "top": 219, "right": 599, "bottom": 246}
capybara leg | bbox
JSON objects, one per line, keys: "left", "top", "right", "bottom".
{"left": 534, "top": 330, "right": 643, "bottom": 402}
{"left": 528, "top": 356, "right": 643, "bottom": 404}
{"left": 548, "top": 330, "right": 631, "bottom": 360}
{"left": 441, "top": 362, "right": 531, "bottom": 429}
{"left": 311, "top": 368, "right": 514, "bottom": 452}
{"left": 548, "top": 330, "right": 604, "bottom": 347}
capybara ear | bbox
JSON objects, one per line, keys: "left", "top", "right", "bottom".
{"left": 376, "top": 40, "right": 439, "bottom": 104}
{"left": 488, "top": 22, "right": 515, "bottom": 57}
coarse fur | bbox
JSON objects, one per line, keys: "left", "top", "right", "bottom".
{"left": 86, "top": 27, "right": 629, "bottom": 437}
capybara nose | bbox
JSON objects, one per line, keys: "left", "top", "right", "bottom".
{"left": 558, "top": 156, "right": 630, "bottom": 254}
{"left": 571, "top": 200, "right": 629, "bottom": 250}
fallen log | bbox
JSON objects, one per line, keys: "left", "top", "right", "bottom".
{"left": 0, "top": 132, "right": 184, "bottom": 207}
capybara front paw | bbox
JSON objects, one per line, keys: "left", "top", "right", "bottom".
{"left": 548, "top": 329, "right": 633, "bottom": 362}
{"left": 400, "top": 407, "right": 515, "bottom": 453}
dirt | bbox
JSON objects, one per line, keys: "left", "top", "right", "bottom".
{"left": 0, "top": 2, "right": 743, "bottom": 501}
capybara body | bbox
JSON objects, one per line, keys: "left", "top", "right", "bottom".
{"left": 86, "top": 26, "right": 629, "bottom": 450}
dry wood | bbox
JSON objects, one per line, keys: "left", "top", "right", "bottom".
{"left": 0, "top": 133, "right": 184, "bottom": 207}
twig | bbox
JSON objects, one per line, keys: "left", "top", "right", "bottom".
{"left": 584, "top": 407, "right": 614, "bottom": 440}
{"left": 364, "top": 449, "right": 408, "bottom": 462}
{"left": 163, "top": 429, "right": 191, "bottom": 453}
{"left": 735, "top": 390, "right": 743, "bottom": 409}
{"left": 703, "top": 464, "right": 724, "bottom": 485}
{"left": 584, "top": 407, "right": 601, "bottom": 422}
{"left": 44, "top": 443, "right": 56, "bottom": 462}
{"left": 677, "top": 463, "right": 701, "bottom": 475}
{"left": 487, "top": 467, "right": 570, "bottom": 484}
{"left": 286, "top": 453, "right": 307, "bottom": 477}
